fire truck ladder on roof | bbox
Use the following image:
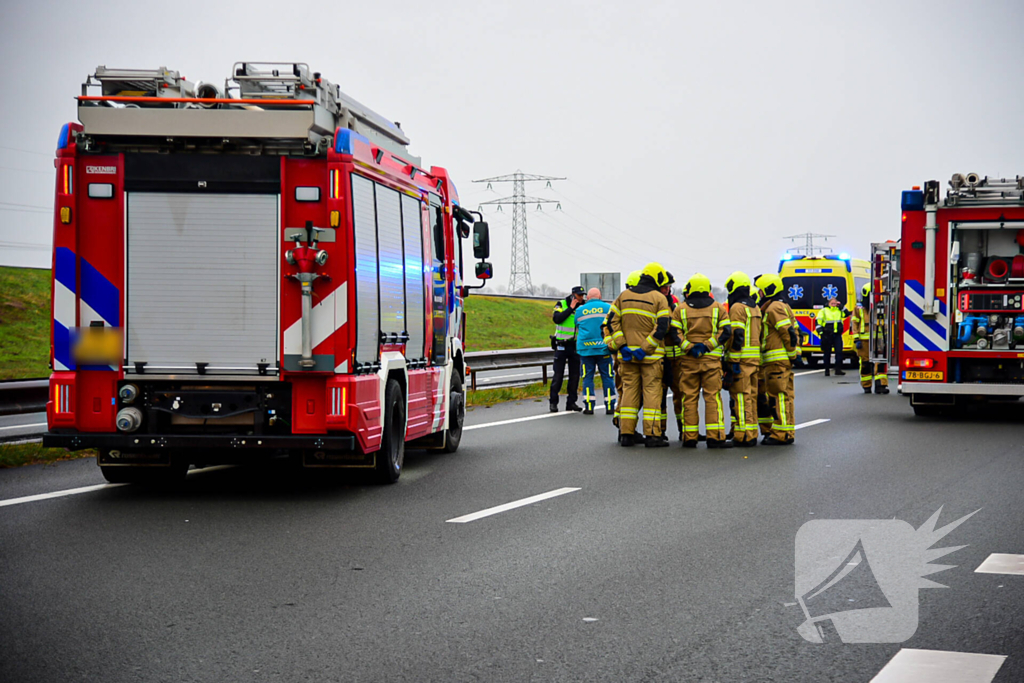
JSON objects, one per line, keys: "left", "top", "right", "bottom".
{"left": 84, "top": 66, "right": 195, "bottom": 98}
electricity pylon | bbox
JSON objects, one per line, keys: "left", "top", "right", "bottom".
{"left": 784, "top": 232, "right": 836, "bottom": 257}
{"left": 474, "top": 171, "right": 565, "bottom": 294}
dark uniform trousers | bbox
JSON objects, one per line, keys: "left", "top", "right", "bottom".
{"left": 550, "top": 342, "right": 581, "bottom": 406}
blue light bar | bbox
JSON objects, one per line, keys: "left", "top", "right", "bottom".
{"left": 901, "top": 189, "right": 924, "bottom": 211}
{"left": 782, "top": 253, "right": 793, "bottom": 260}
{"left": 839, "top": 252, "right": 850, "bottom": 260}
{"left": 56, "top": 123, "right": 70, "bottom": 150}
{"left": 334, "top": 128, "right": 371, "bottom": 155}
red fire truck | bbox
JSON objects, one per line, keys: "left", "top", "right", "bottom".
{"left": 881, "top": 174, "right": 1024, "bottom": 415}
{"left": 42, "top": 64, "right": 493, "bottom": 483}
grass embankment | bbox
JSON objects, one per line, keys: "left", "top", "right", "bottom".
{"left": 0, "top": 443, "right": 94, "bottom": 468}
{"left": 0, "top": 266, "right": 51, "bottom": 380}
{"left": 464, "top": 294, "right": 558, "bottom": 352}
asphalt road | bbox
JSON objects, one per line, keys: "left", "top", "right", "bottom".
{"left": 1, "top": 371, "right": 1022, "bottom": 682}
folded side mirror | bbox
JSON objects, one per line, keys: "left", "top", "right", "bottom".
{"left": 473, "top": 222, "right": 490, "bottom": 259}
{"left": 475, "top": 261, "right": 493, "bottom": 280}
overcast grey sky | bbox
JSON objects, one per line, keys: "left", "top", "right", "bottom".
{"left": 2, "top": 0, "right": 1023, "bottom": 290}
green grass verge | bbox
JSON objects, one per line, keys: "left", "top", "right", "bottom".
{"left": 466, "top": 382, "right": 551, "bottom": 407}
{"left": 0, "top": 266, "right": 51, "bottom": 380}
{"left": 0, "top": 443, "right": 94, "bottom": 469}
{"left": 464, "top": 294, "right": 558, "bottom": 352}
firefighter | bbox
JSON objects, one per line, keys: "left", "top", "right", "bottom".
{"left": 607, "top": 270, "right": 642, "bottom": 428}
{"left": 576, "top": 287, "right": 616, "bottom": 415}
{"left": 723, "top": 272, "right": 762, "bottom": 447}
{"left": 815, "top": 297, "right": 848, "bottom": 377}
{"left": 755, "top": 273, "right": 798, "bottom": 446}
{"left": 659, "top": 271, "right": 682, "bottom": 437}
{"left": 607, "top": 263, "right": 672, "bottom": 447}
{"left": 672, "top": 274, "right": 731, "bottom": 448}
{"left": 852, "top": 283, "right": 890, "bottom": 394}
{"left": 550, "top": 286, "right": 585, "bottom": 412}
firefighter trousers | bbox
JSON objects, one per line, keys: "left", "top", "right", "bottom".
{"left": 660, "top": 357, "right": 682, "bottom": 435}
{"left": 675, "top": 358, "right": 725, "bottom": 443}
{"left": 757, "top": 366, "right": 772, "bottom": 437}
{"left": 728, "top": 362, "right": 760, "bottom": 444}
{"left": 857, "top": 345, "right": 888, "bottom": 389}
{"left": 619, "top": 360, "right": 664, "bottom": 437}
{"left": 763, "top": 362, "right": 795, "bottom": 442}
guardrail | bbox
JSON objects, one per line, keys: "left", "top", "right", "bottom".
{"left": 464, "top": 347, "right": 552, "bottom": 391}
{"left": 0, "top": 379, "right": 48, "bottom": 417}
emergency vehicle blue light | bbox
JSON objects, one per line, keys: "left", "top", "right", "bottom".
{"left": 782, "top": 253, "right": 793, "bottom": 260}
{"left": 901, "top": 189, "right": 924, "bottom": 211}
{"left": 334, "top": 128, "right": 371, "bottom": 155}
{"left": 839, "top": 252, "right": 850, "bottom": 260}
{"left": 57, "top": 123, "right": 70, "bottom": 150}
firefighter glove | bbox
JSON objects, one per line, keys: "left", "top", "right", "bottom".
{"left": 788, "top": 328, "right": 799, "bottom": 347}
{"left": 855, "top": 340, "right": 863, "bottom": 350}
{"left": 620, "top": 347, "right": 634, "bottom": 362}
{"left": 731, "top": 362, "right": 742, "bottom": 376}
{"left": 731, "top": 328, "right": 745, "bottom": 349}
{"left": 632, "top": 347, "right": 647, "bottom": 361}
{"left": 688, "top": 343, "right": 708, "bottom": 358}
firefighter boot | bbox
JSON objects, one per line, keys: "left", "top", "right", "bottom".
{"left": 619, "top": 433, "right": 636, "bottom": 447}
{"left": 874, "top": 379, "right": 889, "bottom": 395}
{"left": 706, "top": 439, "right": 734, "bottom": 449}
{"left": 645, "top": 435, "right": 670, "bottom": 448}
{"left": 864, "top": 385, "right": 872, "bottom": 394}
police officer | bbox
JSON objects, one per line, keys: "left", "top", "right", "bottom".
{"left": 815, "top": 297, "right": 848, "bottom": 377}
{"left": 851, "top": 283, "right": 890, "bottom": 394}
{"left": 723, "top": 272, "right": 762, "bottom": 447}
{"left": 673, "top": 274, "right": 732, "bottom": 448}
{"left": 755, "top": 273, "right": 798, "bottom": 446}
{"left": 576, "top": 287, "right": 616, "bottom": 415}
{"left": 550, "top": 285, "right": 585, "bottom": 412}
{"left": 607, "top": 263, "right": 672, "bottom": 447}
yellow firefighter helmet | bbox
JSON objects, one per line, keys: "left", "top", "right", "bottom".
{"left": 684, "top": 273, "right": 712, "bottom": 297}
{"left": 724, "top": 271, "right": 751, "bottom": 294}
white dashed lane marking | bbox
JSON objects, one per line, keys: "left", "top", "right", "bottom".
{"left": 464, "top": 411, "right": 573, "bottom": 431}
{"left": 446, "top": 487, "right": 581, "bottom": 523}
{"left": 975, "top": 553, "right": 1024, "bottom": 575}
{"left": 869, "top": 648, "right": 1006, "bottom": 683}
{"left": 794, "top": 419, "right": 831, "bottom": 430}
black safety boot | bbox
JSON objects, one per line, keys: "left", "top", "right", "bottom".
{"left": 706, "top": 439, "right": 734, "bottom": 449}
{"left": 824, "top": 369, "right": 830, "bottom": 377}
{"left": 681, "top": 440, "right": 698, "bottom": 449}
{"left": 645, "top": 435, "right": 670, "bottom": 448}
{"left": 762, "top": 437, "right": 792, "bottom": 446}
{"left": 863, "top": 386, "right": 872, "bottom": 394}
{"left": 583, "top": 403, "right": 594, "bottom": 415}
{"left": 734, "top": 439, "right": 757, "bottom": 448}
{"left": 549, "top": 402, "right": 558, "bottom": 413}
{"left": 835, "top": 369, "right": 846, "bottom": 376}
{"left": 619, "top": 433, "right": 636, "bottom": 447}
{"left": 697, "top": 433, "right": 707, "bottom": 442}
{"left": 566, "top": 403, "right": 583, "bottom": 412}
{"left": 881, "top": 385, "right": 890, "bottom": 394}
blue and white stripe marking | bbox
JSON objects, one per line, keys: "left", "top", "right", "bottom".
{"left": 903, "top": 279, "right": 948, "bottom": 352}
{"left": 52, "top": 248, "right": 121, "bottom": 371}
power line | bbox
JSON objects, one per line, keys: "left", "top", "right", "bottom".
{"left": 0, "top": 240, "right": 50, "bottom": 250}
{"left": 474, "top": 170, "right": 565, "bottom": 295}
{"left": 0, "top": 145, "right": 52, "bottom": 157}
{"left": 0, "top": 206, "right": 50, "bottom": 214}
{"left": 0, "top": 201, "right": 51, "bottom": 210}
{"left": 0, "top": 165, "right": 52, "bottom": 176}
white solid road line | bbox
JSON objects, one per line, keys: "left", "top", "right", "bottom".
{"left": 0, "top": 422, "right": 47, "bottom": 432}
{"left": 0, "top": 464, "right": 236, "bottom": 509}
{"left": 794, "top": 369, "right": 825, "bottom": 376}
{"left": 794, "top": 418, "right": 831, "bottom": 430}
{"left": 446, "top": 487, "right": 581, "bottom": 523}
{"left": 0, "top": 482, "right": 128, "bottom": 508}
{"left": 464, "top": 411, "right": 573, "bottom": 432}
{"left": 975, "top": 553, "right": 1024, "bottom": 575}
{"left": 870, "top": 648, "right": 1006, "bottom": 683}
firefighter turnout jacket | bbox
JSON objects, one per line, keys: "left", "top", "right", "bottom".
{"left": 762, "top": 300, "right": 799, "bottom": 366}
{"left": 607, "top": 285, "right": 671, "bottom": 362}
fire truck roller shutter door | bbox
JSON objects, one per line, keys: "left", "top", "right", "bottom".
{"left": 125, "top": 192, "right": 278, "bottom": 372}
{"left": 352, "top": 175, "right": 381, "bottom": 365}
{"left": 375, "top": 184, "right": 405, "bottom": 337}
{"left": 401, "top": 194, "right": 426, "bottom": 361}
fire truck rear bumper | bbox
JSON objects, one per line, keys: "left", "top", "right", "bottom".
{"left": 42, "top": 432, "right": 357, "bottom": 452}
{"left": 902, "top": 382, "right": 1024, "bottom": 396}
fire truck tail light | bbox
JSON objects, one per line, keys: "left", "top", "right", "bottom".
{"left": 331, "top": 386, "right": 347, "bottom": 417}
{"left": 61, "top": 164, "right": 73, "bottom": 195}
{"left": 906, "top": 358, "right": 934, "bottom": 369}
{"left": 54, "top": 383, "right": 73, "bottom": 414}
{"left": 330, "top": 210, "right": 340, "bottom": 228}
{"left": 330, "top": 170, "right": 340, "bottom": 199}
{"left": 59, "top": 207, "right": 72, "bottom": 224}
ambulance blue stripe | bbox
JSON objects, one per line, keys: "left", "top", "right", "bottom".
{"left": 80, "top": 257, "right": 119, "bottom": 326}
{"left": 53, "top": 320, "right": 74, "bottom": 370}
{"left": 901, "top": 296, "right": 947, "bottom": 340}
{"left": 54, "top": 247, "right": 76, "bottom": 293}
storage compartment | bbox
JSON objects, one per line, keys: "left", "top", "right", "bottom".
{"left": 950, "top": 223, "right": 1024, "bottom": 350}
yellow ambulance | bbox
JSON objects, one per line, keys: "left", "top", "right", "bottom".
{"left": 777, "top": 254, "right": 871, "bottom": 365}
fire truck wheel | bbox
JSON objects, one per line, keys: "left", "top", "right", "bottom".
{"left": 443, "top": 371, "right": 466, "bottom": 454}
{"left": 374, "top": 379, "right": 406, "bottom": 484}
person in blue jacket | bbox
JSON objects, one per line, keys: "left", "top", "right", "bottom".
{"left": 576, "top": 287, "right": 616, "bottom": 415}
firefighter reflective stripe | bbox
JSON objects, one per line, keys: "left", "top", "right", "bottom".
{"left": 728, "top": 307, "right": 760, "bottom": 361}
{"left": 852, "top": 307, "right": 870, "bottom": 340}
{"left": 706, "top": 307, "right": 725, "bottom": 358}
{"left": 762, "top": 348, "right": 789, "bottom": 363}
{"left": 775, "top": 318, "right": 792, "bottom": 329}
{"left": 673, "top": 309, "right": 692, "bottom": 351}
{"left": 622, "top": 308, "right": 657, "bottom": 319}
{"left": 706, "top": 392, "right": 725, "bottom": 429}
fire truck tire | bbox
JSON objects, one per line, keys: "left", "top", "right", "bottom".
{"left": 374, "top": 379, "right": 406, "bottom": 484}
{"left": 442, "top": 371, "right": 465, "bottom": 454}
